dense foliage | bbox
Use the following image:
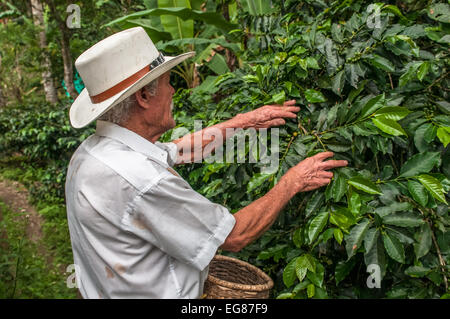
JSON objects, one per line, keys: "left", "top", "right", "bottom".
{"left": 163, "top": 0, "right": 450, "bottom": 299}
{"left": 0, "top": 0, "right": 448, "bottom": 299}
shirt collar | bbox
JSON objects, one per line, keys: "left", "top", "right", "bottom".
{"left": 95, "top": 120, "right": 169, "bottom": 166}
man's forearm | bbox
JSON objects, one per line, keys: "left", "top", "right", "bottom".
{"left": 172, "top": 114, "right": 247, "bottom": 165}
{"left": 220, "top": 175, "right": 299, "bottom": 252}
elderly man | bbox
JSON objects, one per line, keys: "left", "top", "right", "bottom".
{"left": 65, "top": 27, "right": 347, "bottom": 299}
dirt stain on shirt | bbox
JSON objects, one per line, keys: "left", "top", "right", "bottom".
{"left": 105, "top": 266, "right": 115, "bottom": 279}
{"left": 114, "top": 263, "right": 127, "bottom": 275}
{"left": 132, "top": 216, "right": 147, "bottom": 230}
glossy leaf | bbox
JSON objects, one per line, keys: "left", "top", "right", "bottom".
{"left": 382, "top": 212, "right": 424, "bottom": 227}
{"left": 399, "top": 152, "right": 440, "bottom": 178}
{"left": 345, "top": 218, "right": 371, "bottom": 259}
{"left": 407, "top": 180, "right": 428, "bottom": 206}
{"left": 414, "top": 223, "right": 432, "bottom": 259}
{"left": 304, "top": 89, "right": 327, "bottom": 103}
{"left": 308, "top": 211, "right": 329, "bottom": 243}
{"left": 382, "top": 232, "right": 405, "bottom": 263}
{"left": 348, "top": 176, "right": 382, "bottom": 195}
{"left": 437, "top": 127, "right": 450, "bottom": 147}
{"left": 417, "top": 174, "right": 448, "bottom": 204}
{"left": 372, "top": 117, "right": 407, "bottom": 136}
{"left": 283, "top": 257, "right": 298, "bottom": 288}
{"left": 374, "top": 107, "right": 411, "bottom": 121}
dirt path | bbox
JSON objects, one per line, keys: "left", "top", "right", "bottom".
{"left": 0, "top": 178, "right": 43, "bottom": 243}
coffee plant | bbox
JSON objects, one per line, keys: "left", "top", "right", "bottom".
{"left": 1, "top": 0, "right": 448, "bottom": 299}
{"left": 163, "top": 0, "right": 450, "bottom": 298}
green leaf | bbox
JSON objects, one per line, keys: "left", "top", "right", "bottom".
{"left": 293, "top": 228, "right": 304, "bottom": 248}
{"left": 272, "top": 91, "right": 286, "bottom": 105}
{"left": 386, "top": 227, "right": 415, "bottom": 245}
{"left": 437, "top": 127, "right": 450, "bottom": 147}
{"left": 283, "top": 257, "right": 298, "bottom": 288}
{"left": 427, "top": 3, "right": 450, "bottom": 23}
{"left": 335, "top": 258, "right": 357, "bottom": 285}
{"left": 326, "top": 172, "right": 346, "bottom": 202}
{"left": 306, "top": 57, "right": 320, "bottom": 69}
{"left": 348, "top": 176, "right": 382, "bottom": 195}
{"left": 297, "top": 254, "right": 316, "bottom": 273}
{"left": 295, "top": 264, "right": 308, "bottom": 282}
{"left": 382, "top": 212, "right": 424, "bottom": 227}
{"left": 359, "top": 94, "right": 385, "bottom": 119}
{"left": 308, "top": 211, "right": 329, "bottom": 243}
{"left": 330, "top": 208, "right": 357, "bottom": 231}
{"left": 125, "top": 18, "right": 173, "bottom": 43}
{"left": 382, "top": 231, "right": 405, "bottom": 263}
{"left": 364, "top": 236, "right": 386, "bottom": 279}
{"left": 417, "top": 62, "right": 429, "bottom": 81}
{"left": 276, "top": 292, "right": 294, "bottom": 299}
{"left": 414, "top": 123, "right": 433, "bottom": 152}
{"left": 345, "top": 218, "right": 371, "bottom": 259}
{"left": 374, "top": 107, "right": 411, "bottom": 121}
{"left": 404, "top": 266, "right": 431, "bottom": 278}
{"left": 292, "top": 280, "right": 311, "bottom": 294}
{"left": 348, "top": 191, "right": 361, "bottom": 216}
{"left": 374, "top": 202, "right": 413, "bottom": 218}
{"left": 205, "top": 53, "right": 230, "bottom": 75}
{"left": 306, "top": 263, "right": 325, "bottom": 288}
{"left": 334, "top": 228, "right": 344, "bottom": 245}
{"left": 382, "top": 4, "right": 408, "bottom": 21}
{"left": 247, "top": 173, "right": 273, "bottom": 192}
{"left": 367, "top": 54, "right": 395, "bottom": 72}
{"left": 103, "top": 6, "right": 237, "bottom": 35}
{"left": 414, "top": 223, "right": 432, "bottom": 259}
{"left": 157, "top": 0, "right": 193, "bottom": 39}
{"left": 305, "top": 192, "right": 325, "bottom": 218}
{"left": 332, "top": 70, "right": 345, "bottom": 96}
{"left": 399, "top": 152, "right": 441, "bottom": 178}
{"left": 307, "top": 284, "right": 315, "bottom": 298}
{"left": 304, "top": 89, "right": 327, "bottom": 103}
{"left": 364, "top": 227, "right": 379, "bottom": 253}
{"left": 407, "top": 180, "right": 428, "bottom": 206}
{"left": 417, "top": 174, "right": 448, "bottom": 204}
{"left": 372, "top": 117, "right": 407, "bottom": 136}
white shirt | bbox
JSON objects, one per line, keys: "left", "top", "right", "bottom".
{"left": 65, "top": 120, "right": 236, "bottom": 299}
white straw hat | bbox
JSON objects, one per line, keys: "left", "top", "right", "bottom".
{"left": 69, "top": 27, "right": 195, "bottom": 128}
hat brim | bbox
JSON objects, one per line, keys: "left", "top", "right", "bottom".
{"left": 69, "top": 51, "right": 195, "bottom": 129}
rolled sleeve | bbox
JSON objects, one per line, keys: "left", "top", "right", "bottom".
{"left": 128, "top": 173, "right": 236, "bottom": 271}
{"left": 155, "top": 142, "right": 178, "bottom": 167}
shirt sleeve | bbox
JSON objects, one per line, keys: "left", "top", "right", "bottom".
{"left": 154, "top": 142, "right": 178, "bottom": 167}
{"left": 125, "top": 172, "right": 236, "bottom": 271}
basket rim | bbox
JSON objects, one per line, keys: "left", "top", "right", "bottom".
{"left": 207, "top": 255, "right": 274, "bottom": 292}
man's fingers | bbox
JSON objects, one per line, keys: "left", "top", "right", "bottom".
{"left": 264, "top": 118, "right": 286, "bottom": 127}
{"left": 320, "top": 159, "right": 349, "bottom": 170}
{"left": 313, "top": 151, "right": 335, "bottom": 161}
{"left": 268, "top": 109, "right": 299, "bottom": 119}
{"left": 283, "top": 100, "right": 297, "bottom": 106}
{"left": 267, "top": 105, "right": 300, "bottom": 112}
{"left": 318, "top": 171, "right": 333, "bottom": 179}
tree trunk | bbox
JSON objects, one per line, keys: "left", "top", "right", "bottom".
{"left": 45, "top": 0, "right": 77, "bottom": 100}
{"left": 30, "top": 0, "right": 58, "bottom": 103}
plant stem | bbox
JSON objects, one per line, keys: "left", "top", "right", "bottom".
{"left": 418, "top": 208, "right": 448, "bottom": 291}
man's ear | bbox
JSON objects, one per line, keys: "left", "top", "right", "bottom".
{"left": 135, "top": 87, "right": 152, "bottom": 109}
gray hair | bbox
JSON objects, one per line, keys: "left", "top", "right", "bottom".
{"left": 98, "top": 78, "right": 159, "bottom": 125}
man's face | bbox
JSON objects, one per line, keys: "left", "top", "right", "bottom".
{"left": 148, "top": 71, "right": 176, "bottom": 132}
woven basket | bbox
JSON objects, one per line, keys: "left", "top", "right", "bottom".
{"left": 203, "top": 255, "right": 274, "bottom": 299}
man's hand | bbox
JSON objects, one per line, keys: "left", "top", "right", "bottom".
{"left": 234, "top": 100, "right": 300, "bottom": 129}
{"left": 221, "top": 151, "right": 349, "bottom": 252}
{"left": 283, "top": 152, "right": 349, "bottom": 193}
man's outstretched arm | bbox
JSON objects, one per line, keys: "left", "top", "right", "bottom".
{"left": 221, "top": 152, "right": 348, "bottom": 252}
{"left": 171, "top": 100, "right": 300, "bottom": 165}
